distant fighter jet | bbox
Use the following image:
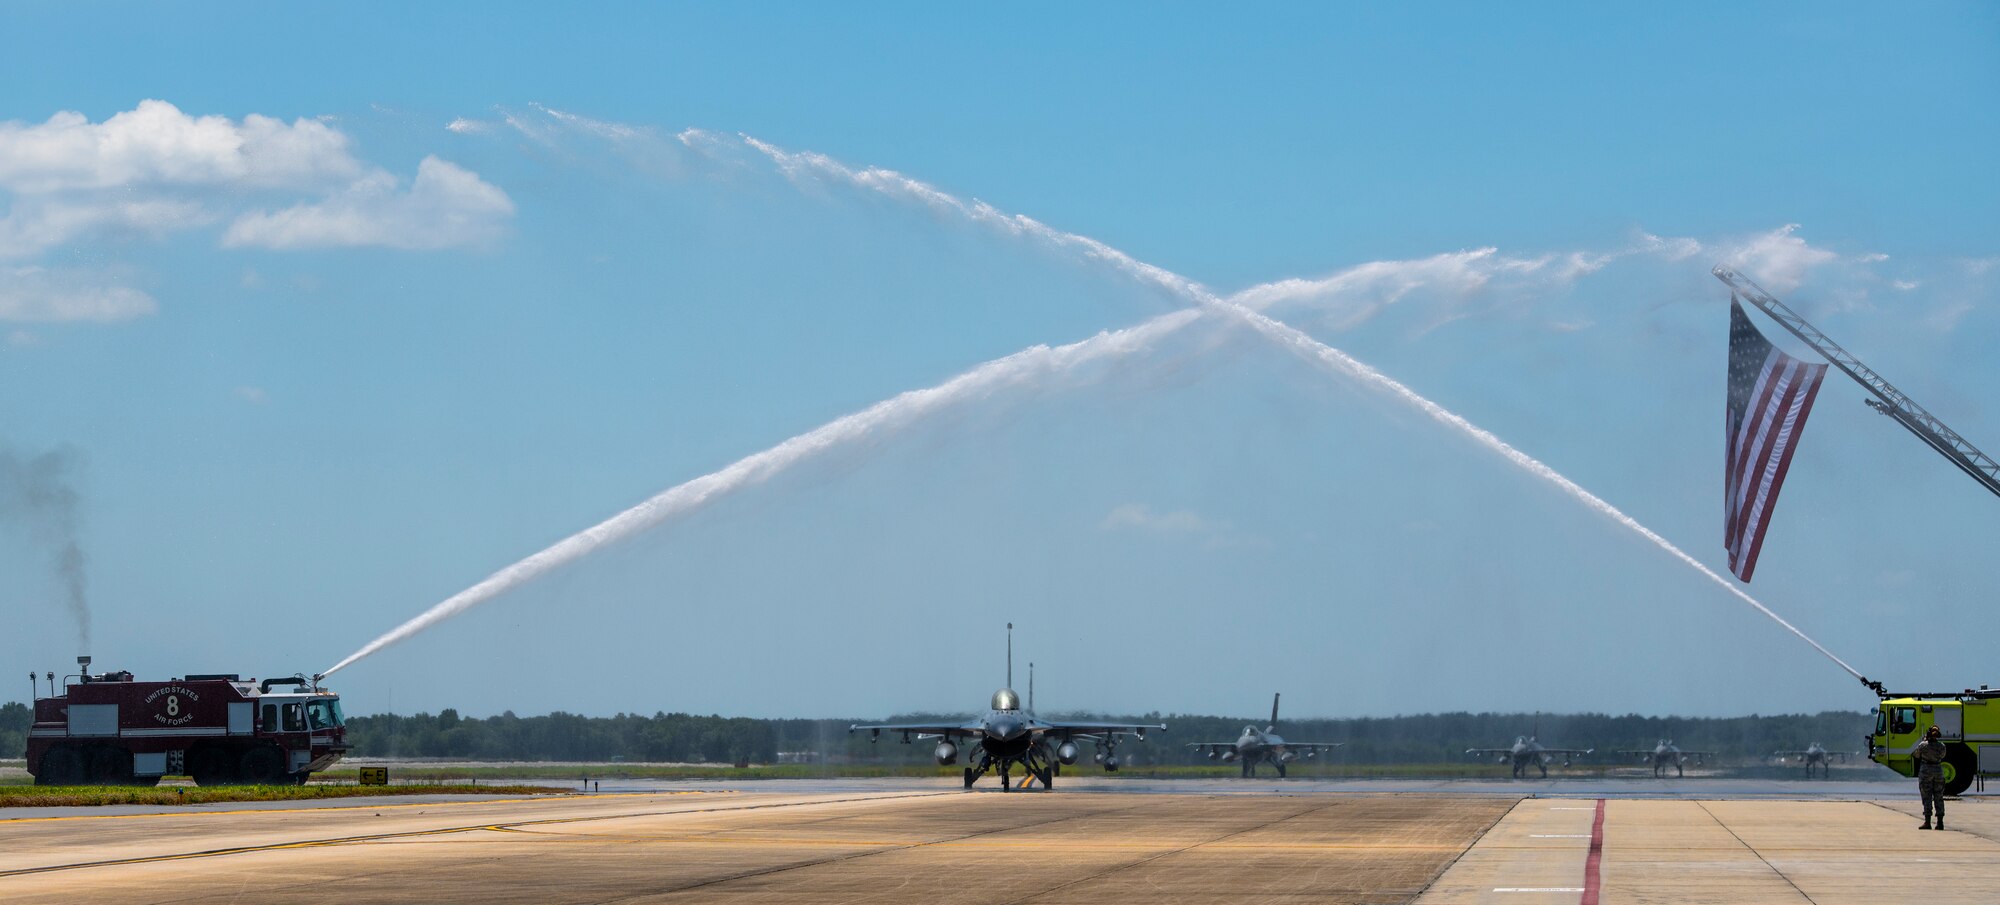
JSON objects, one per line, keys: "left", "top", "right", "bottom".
{"left": 1467, "top": 733, "right": 1592, "bottom": 779}
{"left": 1771, "top": 742, "right": 1853, "bottom": 778}
{"left": 1621, "top": 739, "right": 1715, "bottom": 777}
{"left": 849, "top": 626, "right": 1165, "bottom": 791}
{"left": 1186, "top": 693, "right": 1341, "bottom": 777}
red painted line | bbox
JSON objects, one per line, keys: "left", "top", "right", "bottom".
{"left": 1580, "top": 798, "right": 1606, "bottom": 905}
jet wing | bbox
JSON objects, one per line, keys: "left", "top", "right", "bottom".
{"left": 1040, "top": 720, "right": 1165, "bottom": 740}
{"left": 1277, "top": 742, "right": 1342, "bottom": 751}
{"left": 849, "top": 720, "right": 983, "bottom": 741}
{"left": 1541, "top": 748, "right": 1593, "bottom": 757}
{"left": 1465, "top": 748, "right": 1515, "bottom": 757}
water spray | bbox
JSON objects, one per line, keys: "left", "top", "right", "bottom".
{"left": 738, "top": 133, "right": 1867, "bottom": 684}
{"left": 321, "top": 310, "right": 1200, "bottom": 677}
{"left": 332, "top": 118, "right": 1866, "bottom": 687}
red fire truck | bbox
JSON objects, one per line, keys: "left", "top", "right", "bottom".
{"left": 27, "top": 657, "right": 350, "bottom": 786}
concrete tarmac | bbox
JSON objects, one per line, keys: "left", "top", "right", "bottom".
{"left": 2, "top": 780, "right": 1992, "bottom": 904}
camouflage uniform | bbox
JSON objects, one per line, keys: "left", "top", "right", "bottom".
{"left": 1913, "top": 735, "right": 1947, "bottom": 828}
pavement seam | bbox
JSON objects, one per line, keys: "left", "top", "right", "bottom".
{"left": 1406, "top": 794, "right": 1520, "bottom": 901}
{"left": 0, "top": 790, "right": 957, "bottom": 879}
{"left": 584, "top": 796, "right": 1164, "bottom": 905}
{"left": 1692, "top": 800, "right": 1818, "bottom": 905}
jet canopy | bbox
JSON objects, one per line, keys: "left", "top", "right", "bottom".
{"left": 991, "top": 688, "right": 1021, "bottom": 711}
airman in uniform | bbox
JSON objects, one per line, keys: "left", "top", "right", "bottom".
{"left": 1914, "top": 724, "right": 1948, "bottom": 830}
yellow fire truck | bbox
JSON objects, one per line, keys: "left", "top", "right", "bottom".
{"left": 1869, "top": 687, "right": 1998, "bottom": 797}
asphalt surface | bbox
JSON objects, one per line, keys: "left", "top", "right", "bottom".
{"left": 1, "top": 778, "right": 1987, "bottom": 904}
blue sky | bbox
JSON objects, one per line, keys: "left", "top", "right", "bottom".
{"left": 2, "top": 3, "right": 1997, "bottom": 720}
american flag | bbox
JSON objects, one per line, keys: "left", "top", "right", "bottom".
{"left": 1725, "top": 298, "right": 1828, "bottom": 582}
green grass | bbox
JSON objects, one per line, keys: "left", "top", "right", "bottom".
{"left": 0, "top": 782, "right": 572, "bottom": 808}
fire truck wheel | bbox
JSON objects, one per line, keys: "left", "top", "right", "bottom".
{"left": 1944, "top": 744, "right": 1976, "bottom": 797}
{"left": 241, "top": 746, "right": 287, "bottom": 785}
{"left": 86, "top": 746, "right": 133, "bottom": 785}
{"left": 189, "top": 747, "right": 238, "bottom": 786}
{"left": 36, "top": 747, "right": 84, "bottom": 786}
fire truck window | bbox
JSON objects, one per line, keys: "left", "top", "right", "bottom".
{"left": 1874, "top": 709, "right": 1886, "bottom": 735}
{"left": 307, "top": 701, "right": 338, "bottom": 730}
{"left": 262, "top": 704, "right": 277, "bottom": 731}
{"left": 283, "top": 703, "right": 305, "bottom": 732}
{"left": 1892, "top": 707, "right": 1918, "bottom": 734}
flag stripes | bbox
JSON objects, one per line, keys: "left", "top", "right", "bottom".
{"left": 1725, "top": 300, "right": 1827, "bottom": 582}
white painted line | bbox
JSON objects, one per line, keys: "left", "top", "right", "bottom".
{"left": 1494, "top": 888, "right": 1585, "bottom": 893}
{"left": 1529, "top": 834, "right": 1592, "bottom": 838}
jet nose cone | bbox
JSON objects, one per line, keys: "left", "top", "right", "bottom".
{"left": 989, "top": 718, "right": 1025, "bottom": 740}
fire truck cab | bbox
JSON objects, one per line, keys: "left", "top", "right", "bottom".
{"left": 27, "top": 657, "right": 349, "bottom": 786}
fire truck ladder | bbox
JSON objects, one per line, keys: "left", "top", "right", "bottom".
{"left": 1713, "top": 266, "right": 2000, "bottom": 501}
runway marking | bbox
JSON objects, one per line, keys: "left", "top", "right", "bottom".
{"left": 1581, "top": 798, "right": 1605, "bottom": 905}
{"left": 1530, "top": 834, "right": 1591, "bottom": 838}
{"left": 0, "top": 790, "right": 718, "bottom": 825}
{"left": 0, "top": 790, "right": 953, "bottom": 878}
{"left": 1495, "top": 888, "right": 1585, "bottom": 893}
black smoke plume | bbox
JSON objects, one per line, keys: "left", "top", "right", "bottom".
{"left": 0, "top": 446, "right": 92, "bottom": 651}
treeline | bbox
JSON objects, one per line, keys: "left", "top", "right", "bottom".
{"left": 342, "top": 708, "right": 1872, "bottom": 765}
{"left": 345, "top": 710, "right": 777, "bottom": 763}
{"left": 1137, "top": 710, "right": 1873, "bottom": 764}
{"left": 1, "top": 702, "right": 27, "bottom": 760}
{"left": 0, "top": 702, "right": 1872, "bottom": 765}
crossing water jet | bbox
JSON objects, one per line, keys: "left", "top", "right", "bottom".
{"left": 736, "top": 133, "right": 1867, "bottom": 683}
{"left": 320, "top": 309, "right": 1202, "bottom": 677}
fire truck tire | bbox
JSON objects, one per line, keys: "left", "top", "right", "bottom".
{"left": 1945, "top": 744, "right": 1976, "bottom": 797}
{"left": 36, "top": 746, "right": 84, "bottom": 786}
{"left": 189, "top": 746, "right": 240, "bottom": 786}
{"left": 86, "top": 746, "right": 134, "bottom": 785}
{"left": 241, "top": 746, "right": 287, "bottom": 785}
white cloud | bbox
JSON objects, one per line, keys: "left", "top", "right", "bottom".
{"left": 1636, "top": 232, "right": 1704, "bottom": 262}
{"left": 1922, "top": 300, "right": 1975, "bottom": 333}
{"left": 1100, "top": 503, "right": 1259, "bottom": 548}
{"left": 0, "top": 197, "right": 212, "bottom": 258}
{"left": 0, "top": 101, "right": 514, "bottom": 317}
{"left": 223, "top": 156, "right": 513, "bottom": 250}
{"left": 1892, "top": 279, "right": 1920, "bottom": 292}
{"left": 1723, "top": 224, "right": 1843, "bottom": 294}
{"left": 0, "top": 100, "right": 360, "bottom": 194}
{"left": 0, "top": 266, "right": 156, "bottom": 323}
{"left": 445, "top": 117, "right": 493, "bottom": 135}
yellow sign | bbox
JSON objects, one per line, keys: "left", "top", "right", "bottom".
{"left": 358, "top": 767, "right": 388, "bottom": 786}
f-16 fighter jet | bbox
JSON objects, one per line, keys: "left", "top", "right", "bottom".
{"left": 1771, "top": 741, "right": 1852, "bottom": 778}
{"left": 1468, "top": 734, "right": 1593, "bottom": 778}
{"left": 1621, "top": 739, "right": 1715, "bottom": 777}
{"left": 849, "top": 626, "right": 1164, "bottom": 791}
{"left": 1186, "top": 693, "right": 1341, "bottom": 777}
